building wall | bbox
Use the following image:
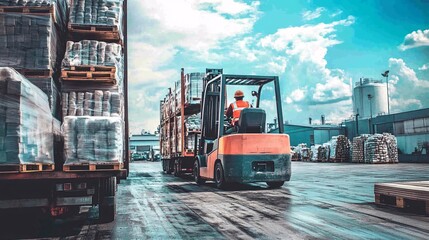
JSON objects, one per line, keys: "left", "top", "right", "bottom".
{"left": 314, "top": 129, "right": 341, "bottom": 144}
{"left": 397, "top": 134, "right": 429, "bottom": 154}
{"left": 284, "top": 127, "right": 314, "bottom": 146}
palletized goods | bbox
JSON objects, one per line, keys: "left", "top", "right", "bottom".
{"left": 0, "top": 67, "right": 54, "bottom": 165}
{"left": 63, "top": 116, "right": 123, "bottom": 165}
{"left": 364, "top": 133, "right": 398, "bottom": 163}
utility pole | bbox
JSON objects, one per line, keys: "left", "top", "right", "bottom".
{"left": 368, "top": 94, "right": 373, "bottom": 134}
{"left": 381, "top": 70, "right": 390, "bottom": 115}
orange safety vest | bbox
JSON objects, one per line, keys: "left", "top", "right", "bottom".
{"left": 232, "top": 100, "right": 250, "bottom": 125}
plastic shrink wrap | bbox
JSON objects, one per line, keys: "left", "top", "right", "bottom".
{"left": 0, "top": 67, "right": 54, "bottom": 165}
{"left": 63, "top": 116, "right": 123, "bottom": 165}
{"left": 364, "top": 133, "right": 398, "bottom": 163}
{"left": 62, "top": 40, "right": 123, "bottom": 85}
{"left": 185, "top": 72, "right": 204, "bottom": 105}
{"left": 68, "top": 0, "right": 123, "bottom": 38}
{"left": 28, "top": 77, "right": 60, "bottom": 118}
{"left": 0, "top": 1, "right": 67, "bottom": 74}
{"left": 62, "top": 90, "right": 121, "bottom": 118}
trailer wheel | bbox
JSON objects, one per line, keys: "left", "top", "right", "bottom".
{"left": 193, "top": 160, "right": 205, "bottom": 185}
{"left": 173, "top": 161, "right": 180, "bottom": 177}
{"left": 214, "top": 162, "right": 227, "bottom": 189}
{"left": 266, "top": 181, "right": 284, "bottom": 189}
{"left": 99, "top": 177, "right": 116, "bottom": 223}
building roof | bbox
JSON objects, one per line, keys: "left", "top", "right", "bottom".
{"left": 270, "top": 123, "right": 343, "bottom": 133}
{"left": 130, "top": 134, "right": 159, "bottom": 141}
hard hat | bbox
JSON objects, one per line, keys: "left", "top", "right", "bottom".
{"left": 234, "top": 90, "right": 244, "bottom": 98}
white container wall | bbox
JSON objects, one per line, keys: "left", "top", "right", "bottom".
{"left": 353, "top": 78, "right": 388, "bottom": 119}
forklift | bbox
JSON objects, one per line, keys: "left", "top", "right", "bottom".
{"left": 193, "top": 69, "right": 291, "bottom": 189}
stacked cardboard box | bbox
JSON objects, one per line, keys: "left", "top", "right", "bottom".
{"left": 0, "top": 67, "right": 54, "bottom": 165}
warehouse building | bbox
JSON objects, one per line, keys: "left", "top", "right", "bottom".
{"left": 271, "top": 124, "right": 344, "bottom": 147}
{"left": 129, "top": 133, "right": 159, "bottom": 153}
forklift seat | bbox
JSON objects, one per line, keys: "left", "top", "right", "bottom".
{"left": 237, "top": 108, "right": 266, "bottom": 133}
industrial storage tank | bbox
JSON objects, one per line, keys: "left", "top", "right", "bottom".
{"left": 353, "top": 78, "right": 388, "bottom": 119}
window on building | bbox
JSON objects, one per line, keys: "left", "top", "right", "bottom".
{"left": 394, "top": 121, "right": 405, "bottom": 135}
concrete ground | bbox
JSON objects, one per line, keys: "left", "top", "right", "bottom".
{"left": 1, "top": 161, "right": 429, "bottom": 239}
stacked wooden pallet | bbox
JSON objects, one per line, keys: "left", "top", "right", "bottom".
{"left": 375, "top": 181, "right": 429, "bottom": 215}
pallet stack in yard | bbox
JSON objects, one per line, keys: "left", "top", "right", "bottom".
{"left": 365, "top": 133, "right": 398, "bottom": 164}
{"left": 0, "top": 0, "right": 125, "bottom": 173}
{"left": 352, "top": 135, "right": 369, "bottom": 163}
{"left": 62, "top": 0, "right": 125, "bottom": 171}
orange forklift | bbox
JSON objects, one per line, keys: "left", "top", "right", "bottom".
{"left": 193, "top": 69, "right": 291, "bottom": 189}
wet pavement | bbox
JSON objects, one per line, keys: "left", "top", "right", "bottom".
{"left": 1, "top": 161, "right": 429, "bottom": 239}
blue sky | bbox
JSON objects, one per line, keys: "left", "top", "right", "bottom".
{"left": 128, "top": 0, "right": 429, "bottom": 133}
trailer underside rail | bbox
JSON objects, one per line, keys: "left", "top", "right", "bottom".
{"left": 0, "top": 170, "right": 126, "bottom": 181}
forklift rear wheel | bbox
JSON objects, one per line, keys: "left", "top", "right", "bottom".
{"left": 194, "top": 160, "right": 206, "bottom": 185}
{"left": 215, "top": 162, "right": 227, "bottom": 189}
{"left": 266, "top": 181, "right": 285, "bottom": 188}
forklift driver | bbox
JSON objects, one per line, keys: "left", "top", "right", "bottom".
{"left": 225, "top": 90, "right": 252, "bottom": 134}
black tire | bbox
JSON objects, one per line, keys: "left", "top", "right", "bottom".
{"left": 173, "top": 162, "right": 179, "bottom": 177}
{"left": 214, "top": 162, "right": 227, "bottom": 189}
{"left": 266, "top": 181, "right": 285, "bottom": 188}
{"left": 99, "top": 177, "right": 116, "bottom": 223}
{"left": 194, "top": 160, "right": 206, "bottom": 185}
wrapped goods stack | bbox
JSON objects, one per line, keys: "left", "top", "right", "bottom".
{"left": 68, "top": 0, "right": 123, "bottom": 40}
{"left": 60, "top": 0, "right": 125, "bottom": 169}
{"left": 301, "top": 147, "right": 311, "bottom": 161}
{"left": 352, "top": 135, "right": 369, "bottom": 163}
{"left": 335, "top": 135, "right": 350, "bottom": 162}
{"left": 63, "top": 116, "right": 123, "bottom": 165}
{"left": 0, "top": 0, "right": 67, "bottom": 75}
{"left": 61, "top": 90, "right": 121, "bottom": 118}
{"left": 322, "top": 143, "right": 330, "bottom": 162}
{"left": 185, "top": 73, "right": 204, "bottom": 105}
{"left": 185, "top": 113, "right": 201, "bottom": 131}
{"left": 364, "top": 133, "right": 398, "bottom": 164}
{"left": 0, "top": 68, "right": 54, "bottom": 169}
{"left": 328, "top": 137, "right": 337, "bottom": 161}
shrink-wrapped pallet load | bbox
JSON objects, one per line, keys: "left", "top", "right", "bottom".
{"left": 0, "top": 1, "right": 67, "bottom": 77}
{"left": 26, "top": 77, "right": 60, "bottom": 118}
{"left": 352, "top": 135, "right": 369, "bottom": 163}
{"left": 63, "top": 116, "right": 123, "bottom": 165}
{"left": 185, "top": 113, "right": 201, "bottom": 131}
{"left": 62, "top": 90, "right": 121, "bottom": 118}
{"left": 364, "top": 133, "right": 398, "bottom": 164}
{"left": 185, "top": 72, "right": 204, "bottom": 105}
{"left": 68, "top": 0, "right": 124, "bottom": 37}
{"left": 0, "top": 67, "right": 54, "bottom": 166}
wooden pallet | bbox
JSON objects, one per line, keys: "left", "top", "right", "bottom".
{"left": 65, "top": 65, "right": 116, "bottom": 73}
{"left": 375, "top": 181, "right": 429, "bottom": 215}
{"left": 63, "top": 163, "right": 122, "bottom": 172}
{"left": 16, "top": 68, "right": 52, "bottom": 78}
{"left": 0, "top": 5, "right": 56, "bottom": 22}
{"left": 68, "top": 23, "right": 121, "bottom": 42}
{"left": 61, "top": 70, "right": 116, "bottom": 84}
{"left": 0, "top": 163, "right": 54, "bottom": 173}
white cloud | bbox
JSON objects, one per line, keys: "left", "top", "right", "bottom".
{"left": 289, "top": 88, "right": 306, "bottom": 102}
{"left": 127, "top": 0, "right": 260, "bottom": 132}
{"left": 418, "top": 63, "right": 429, "bottom": 71}
{"left": 399, "top": 29, "right": 429, "bottom": 51}
{"left": 260, "top": 16, "right": 355, "bottom": 106}
{"left": 330, "top": 10, "right": 343, "bottom": 18}
{"left": 266, "top": 56, "right": 288, "bottom": 74}
{"left": 388, "top": 58, "right": 429, "bottom": 88}
{"left": 302, "top": 7, "right": 325, "bottom": 21}
{"left": 387, "top": 58, "right": 429, "bottom": 113}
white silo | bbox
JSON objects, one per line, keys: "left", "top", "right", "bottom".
{"left": 353, "top": 78, "right": 388, "bottom": 119}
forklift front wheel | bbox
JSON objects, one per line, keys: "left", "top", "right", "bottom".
{"left": 193, "top": 160, "right": 206, "bottom": 185}
{"left": 215, "top": 162, "right": 227, "bottom": 189}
